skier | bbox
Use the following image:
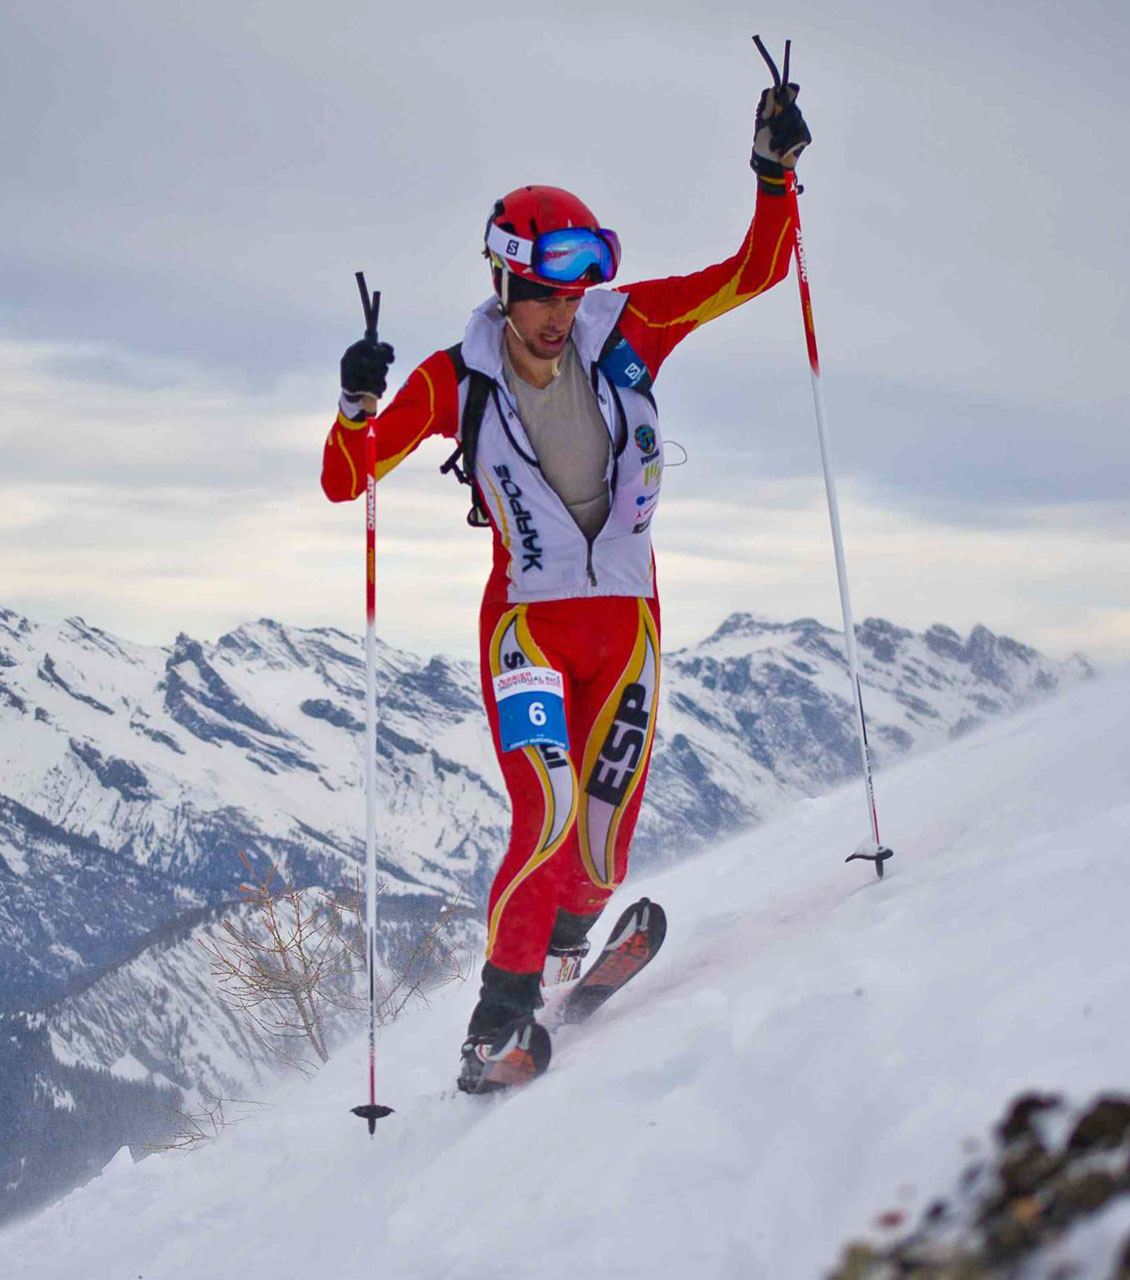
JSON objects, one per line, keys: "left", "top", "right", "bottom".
{"left": 321, "top": 81, "right": 811, "bottom": 1091}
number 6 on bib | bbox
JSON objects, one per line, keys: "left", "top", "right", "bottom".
{"left": 492, "top": 668, "right": 569, "bottom": 753}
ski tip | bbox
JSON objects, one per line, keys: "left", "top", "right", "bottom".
{"left": 557, "top": 898, "right": 668, "bottom": 1028}
{"left": 604, "top": 898, "right": 667, "bottom": 954}
{"left": 637, "top": 898, "right": 666, "bottom": 945}
{"left": 643, "top": 899, "right": 667, "bottom": 948}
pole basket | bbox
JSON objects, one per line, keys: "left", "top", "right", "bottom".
{"left": 351, "top": 1103, "right": 395, "bottom": 1135}
{"left": 845, "top": 840, "right": 895, "bottom": 879}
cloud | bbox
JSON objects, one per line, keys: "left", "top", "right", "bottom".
{"left": 0, "top": 337, "right": 488, "bottom": 654}
{"left": 0, "top": 339, "right": 329, "bottom": 490}
{"left": 653, "top": 485, "right": 1130, "bottom": 663}
{"left": 4, "top": 357, "right": 1127, "bottom": 669}
{"left": 1, "top": 0, "right": 1128, "bottom": 666}
{"left": 656, "top": 357, "right": 1130, "bottom": 515}
{"left": 4, "top": 0, "right": 1128, "bottom": 401}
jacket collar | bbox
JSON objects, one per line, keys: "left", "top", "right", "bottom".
{"left": 461, "top": 288, "right": 629, "bottom": 381}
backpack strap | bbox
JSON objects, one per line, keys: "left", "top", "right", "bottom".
{"left": 445, "top": 341, "right": 469, "bottom": 382}
{"left": 438, "top": 343, "right": 493, "bottom": 528}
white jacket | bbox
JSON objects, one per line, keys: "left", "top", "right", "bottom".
{"left": 460, "top": 291, "right": 663, "bottom": 603}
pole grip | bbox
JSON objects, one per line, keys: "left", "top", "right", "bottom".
{"left": 786, "top": 173, "right": 820, "bottom": 376}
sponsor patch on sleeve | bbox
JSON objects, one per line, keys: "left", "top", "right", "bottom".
{"left": 600, "top": 335, "right": 653, "bottom": 394}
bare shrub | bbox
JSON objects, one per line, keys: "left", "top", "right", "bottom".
{"left": 148, "top": 1095, "right": 267, "bottom": 1153}
{"left": 200, "top": 852, "right": 469, "bottom": 1072}
{"left": 198, "top": 852, "right": 354, "bottom": 1068}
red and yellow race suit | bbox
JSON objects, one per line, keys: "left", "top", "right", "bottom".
{"left": 321, "top": 189, "right": 794, "bottom": 976}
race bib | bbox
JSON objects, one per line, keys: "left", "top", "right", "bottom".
{"left": 492, "top": 667, "right": 569, "bottom": 753}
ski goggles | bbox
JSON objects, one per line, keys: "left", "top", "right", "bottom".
{"left": 486, "top": 222, "right": 621, "bottom": 284}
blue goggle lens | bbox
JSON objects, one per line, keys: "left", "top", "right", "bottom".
{"left": 533, "top": 228, "right": 621, "bottom": 283}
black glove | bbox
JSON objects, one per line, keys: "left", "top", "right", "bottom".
{"left": 340, "top": 338, "right": 395, "bottom": 397}
{"left": 750, "top": 83, "right": 811, "bottom": 194}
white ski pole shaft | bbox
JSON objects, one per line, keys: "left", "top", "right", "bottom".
{"left": 350, "top": 274, "right": 393, "bottom": 1132}
{"left": 785, "top": 174, "right": 892, "bottom": 876}
{"left": 365, "top": 434, "right": 379, "bottom": 1096}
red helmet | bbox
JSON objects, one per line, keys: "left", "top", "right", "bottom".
{"left": 484, "top": 185, "right": 620, "bottom": 304}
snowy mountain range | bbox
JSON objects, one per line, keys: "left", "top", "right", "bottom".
{"left": 3, "top": 659, "right": 1126, "bottom": 1279}
{"left": 0, "top": 604, "right": 1092, "bottom": 1013}
{"left": 0, "top": 604, "right": 1093, "bottom": 1223}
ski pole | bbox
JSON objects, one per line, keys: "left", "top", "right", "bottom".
{"left": 350, "top": 271, "right": 394, "bottom": 1131}
{"left": 753, "top": 36, "right": 894, "bottom": 878}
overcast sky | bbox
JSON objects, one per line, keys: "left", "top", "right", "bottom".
{"left": 2, "top": 0, "right": 1128, "bottom": 665}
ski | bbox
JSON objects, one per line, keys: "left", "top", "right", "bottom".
{"left": 551, "top": 897, "right": 667, "bottom": 1028}
{"left": 457, "top": 1018, "right": 552, "bottom": 1096}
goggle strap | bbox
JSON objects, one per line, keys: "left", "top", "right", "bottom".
{"left": 486, "top": 223, "right": 534, "bottom": 267}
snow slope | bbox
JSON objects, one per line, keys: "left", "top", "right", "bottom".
{"left": 4, "top": 670, "right": 1128, "bottom": 1280}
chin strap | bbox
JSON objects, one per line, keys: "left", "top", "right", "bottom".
{"left": 498, "top": 267, "right": 566, "bottom": 378}
{"left": 504, "top": 310, "right": 562, "bottom": 379}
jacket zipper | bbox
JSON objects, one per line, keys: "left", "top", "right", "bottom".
{"left": 497, "top": 355, "right": 627, "bottom": 592}
{"left": 582, "top": 362, "right": 630, "bottom": 591}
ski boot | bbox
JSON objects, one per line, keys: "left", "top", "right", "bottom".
{"left": 542, "top": 906, "right": 602, "bottom": 989}
{"left": 542, "top": 937, "right": 591, "bottom": 988}
{"left": 457, "top": 1017, "right": 552, "bottom": 1095}
{"left": 459, "top": 964, "right": 549, "bottom": 1094}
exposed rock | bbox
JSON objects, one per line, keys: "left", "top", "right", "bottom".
{"left": 827, "top": 1093, "right": 1130, "bottom": 1279}
{"left": 1066, "top": 1096, "right": 1130, "bottom": 1153}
